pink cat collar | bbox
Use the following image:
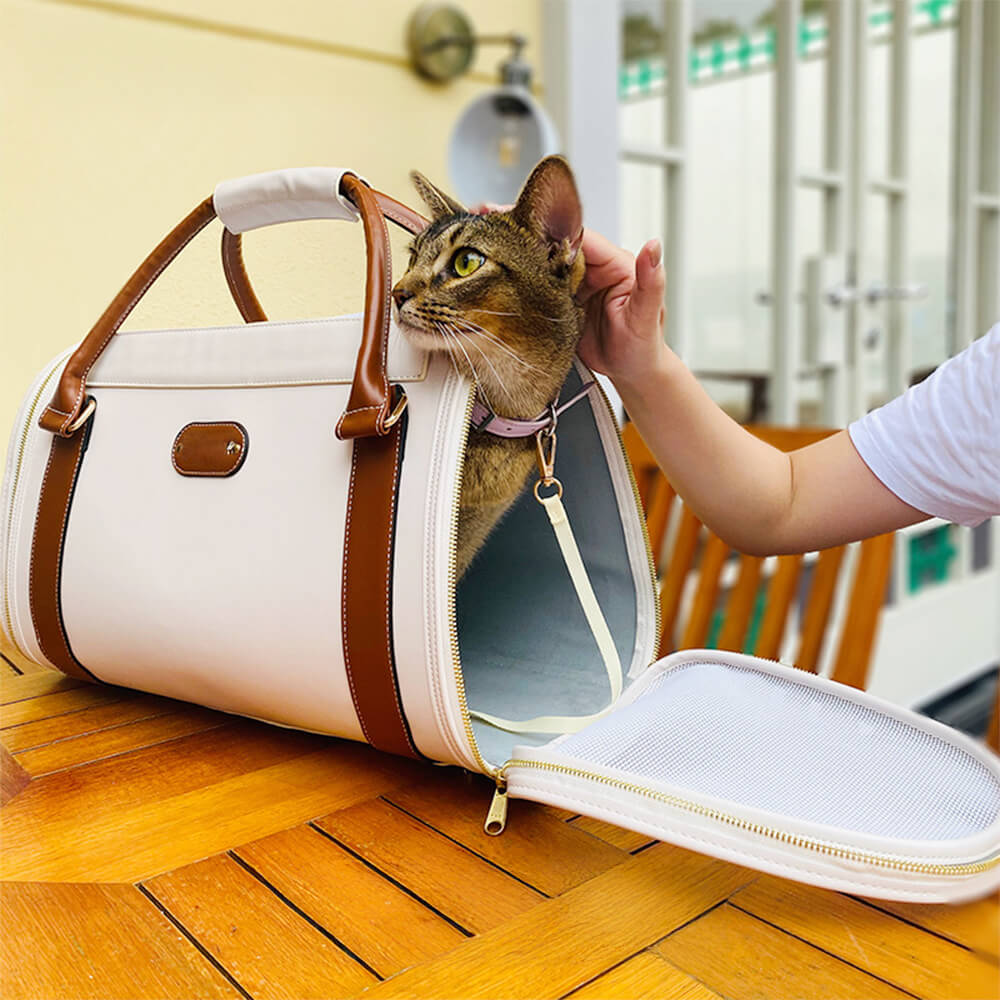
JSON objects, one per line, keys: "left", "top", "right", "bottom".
{"left": 470, "top": 381, "right": 596, "bottom": 438}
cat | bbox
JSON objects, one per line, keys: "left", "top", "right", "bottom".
{"left": 391, "top": 155, "right": 587, "bottom": 578}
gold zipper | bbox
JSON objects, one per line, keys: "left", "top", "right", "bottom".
{"left": 446, "top": 380, "right": 497, "bottom": 777}
{"left": 497, "top": 758, "right": 1000, "bottom": 876}
{"left": 449, "top": 372, "right": 662, "bottom": 780}
{"left": 3, "top": 359, "right": 65, "bottom": 651}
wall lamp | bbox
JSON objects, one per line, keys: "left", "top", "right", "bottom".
{"left": 407, "top": 3, "right": 559, "bottom": 206}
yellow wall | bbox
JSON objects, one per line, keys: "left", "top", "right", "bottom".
{"left": 0, "top": 0, "right": 541, "bottom": 458}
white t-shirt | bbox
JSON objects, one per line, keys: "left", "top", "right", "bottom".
{"left": 848, "top": 323, "right": 1000, "bottom": 527}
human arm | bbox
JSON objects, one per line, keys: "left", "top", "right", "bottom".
{"left": 575, "top": 229, "right": 931, "bottom": 555}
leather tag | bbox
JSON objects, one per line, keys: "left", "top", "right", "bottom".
{"left": 172, "top": 422, "right": 248, "bottom": 477}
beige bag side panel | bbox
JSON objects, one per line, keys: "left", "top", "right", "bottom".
{"left": 60, "top": 382, "right": 365, "bottom": 737}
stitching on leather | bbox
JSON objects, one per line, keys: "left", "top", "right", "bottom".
{"left": 28, "top": 442, "right": 58, "bottom": 656}
{"left": 341, "top": 444, "right": 374, "bottom": 747}
{"left": 170, "top": 422, "right": 245, "bottom": 477}
{"left": 380, "top": 205, "right": 422, "bottom": 233}
{"left": 384, "top": 425, "right": 419, "bottom": 756}
{"left": 340, "top": 404, "right": 383, "bottom": 417}
{"left": 52, "top": 438, "right": 88, "bottom": 666}
{"left": 30, "top": 438, "right": 89, "bottom": 676}
{"left": 45, "top": 407, "right": 71, "bottom": 417}
{"left": 66, "top": 207, "right": 213, "bottom": 432}
{"left": 378, "top": 209, "right": 391, "bottom": 408}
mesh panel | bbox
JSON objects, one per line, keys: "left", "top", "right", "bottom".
{"left": 556, "top": 661, "right": 1000, "bottom": 841}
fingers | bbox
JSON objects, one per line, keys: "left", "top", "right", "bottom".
{"left": 578, "top": 228, "right": 636, "bottom": 301}
{"left": 628, "top": 239, "right": 666, "bottom": 330}
{"left": 470, "top": 202, "right": 514, "bottom": 214}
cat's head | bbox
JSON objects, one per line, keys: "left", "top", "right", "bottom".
{"left": 392, "top": 155, "right": 586, "bottom": 417}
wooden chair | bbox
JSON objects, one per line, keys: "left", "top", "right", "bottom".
{"left": 624, "top": 422, "right": 895, "bottom": 691}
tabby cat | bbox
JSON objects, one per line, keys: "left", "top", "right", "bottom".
{"left": 391, "top": 155, "right": 587, "bottom": 578}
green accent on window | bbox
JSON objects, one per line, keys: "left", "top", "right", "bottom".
{"left": 908, "top": 525, "right": 958, "bottom": 593}
{"left": 921, "top": 0, "right": 951, "bottom": 25}
{"left": 619, "top": 0, "right": 957, "bottom": 97}
{"left": 736, "top": 34, "right": 754, "bottom": 69}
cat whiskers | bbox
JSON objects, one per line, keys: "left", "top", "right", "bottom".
{"left": 432, "top": 320, "right": 500, "bottom": 412}
{"left": 449, "top": 317, "right": 546, "bottom": 374}
{"left": 465, "top": 307, "right": 575, "bottom": 324}
{"left": 443, "top": 323, "right": 515, "bottom": 405}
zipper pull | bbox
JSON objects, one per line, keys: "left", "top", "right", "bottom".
{"left": 484, "top": 776, "right": 508, "bottom": 836}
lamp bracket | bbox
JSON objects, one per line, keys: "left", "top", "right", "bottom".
{"left": 408, "top": 4, "right": 530, "bottom": 84}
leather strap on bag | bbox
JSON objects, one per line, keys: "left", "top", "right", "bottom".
{"left": 220, "top": 190, "right": 426, "bottom": 325}
{"left": 29, "top": 413, "right": 100, "bottom": 681}
{"left": 38, "top": 197, "right": 219, "bottom": 436}
{"left": 219, "top": 179, "right": 428, "bottom": 757}
{"left": 31, "top": 171, "right": 430, "bottom": 757}
{"left": 341, "top": 398, "right": 422, "bottom": 758}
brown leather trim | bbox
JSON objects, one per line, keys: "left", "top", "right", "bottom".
{"left": 29, "top": 410, "right": 99, "bottom": 682}
{"left": 220, "top": 190, "right": 427, "bottom": 325}
{"left": 341, "top": 402, "right": 421, "bottom": 759}
{"left": 221, "top": 229, "right": 268, "bottom": 323}
{"left": 371, "top": 191, "right": 428, "bottom": 236}
{"left": 40, "top": 198, "right": 218, "bottom": 437}
{"left": 335, "top": 176, "right": 395, "bottom": 440}
{"left": 172, "top": 422, "right": 248, "bottom": 477}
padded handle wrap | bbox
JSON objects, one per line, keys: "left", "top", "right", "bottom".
{"left": 213, "top": 167, "right": 363, "bottom": 234}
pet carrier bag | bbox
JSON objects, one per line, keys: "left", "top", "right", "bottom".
{"left": 2, "top": 167, "right": 998, "bottom": 903}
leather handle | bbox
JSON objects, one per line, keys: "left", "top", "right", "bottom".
{"left": 222, "top": 189, "right": 427, "bottom": 324}
{"left": 39, "top": 197, "right": 219, "bottom": 436}
{"left": 213, "top": 167, "right": 361, "bottom": 234}
{"left": 39, "top": 177, "right": 427, "bottom": 438}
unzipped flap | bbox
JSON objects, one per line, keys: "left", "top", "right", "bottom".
{"left": 505, "top": 649, "right": 1000, "bottom": 903}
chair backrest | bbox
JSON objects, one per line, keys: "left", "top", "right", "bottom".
{"left": 624, "top": 422, "right": 895, "bottom": 691}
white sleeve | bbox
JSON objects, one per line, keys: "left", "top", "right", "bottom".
{"left": 847, "top": 323, "right": 1000, "bottom": 527}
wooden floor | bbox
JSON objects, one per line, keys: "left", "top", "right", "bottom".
{"left": 2, "top": 634, "right": 998, "bottom": 1000}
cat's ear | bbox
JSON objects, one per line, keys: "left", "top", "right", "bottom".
{"left": 510, "top": 156, "right": 583, "bottom": 266}
{"left": 410, "top": 171, "right": 466, "bottom": 221}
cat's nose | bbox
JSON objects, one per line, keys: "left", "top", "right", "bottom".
{"left": 392, "top": 287, "right": 414, "bottom": 310}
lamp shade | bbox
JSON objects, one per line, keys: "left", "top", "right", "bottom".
{"left": 448, "top": 86, "right": 560, "bottom": 206}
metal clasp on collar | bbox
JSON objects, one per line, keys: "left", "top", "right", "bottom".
{"left": 534, "top": 423, "right": 563, "bottom": 502}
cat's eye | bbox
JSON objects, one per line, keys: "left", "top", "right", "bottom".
{"left": 452, "top": 248, "right": 485, "bottom": 278}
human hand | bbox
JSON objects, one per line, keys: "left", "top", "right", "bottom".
{"left": 471, "top": 204, "right": 668, "bottom": 384}
{"left": 574, "top": 230, "right": 668, "bottom": 384}
{"left": 471, "top": 204, "right": 669, "bottom": 383}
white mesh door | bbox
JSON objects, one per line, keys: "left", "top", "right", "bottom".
{"left": 505, "top": 650, "right": 1000, "bottom": 903}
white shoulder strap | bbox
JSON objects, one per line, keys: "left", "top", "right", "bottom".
{"left": 469, "top": 492, "right": 623, "bottom": 735}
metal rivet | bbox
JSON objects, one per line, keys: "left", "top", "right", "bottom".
{"left": 226, "top": 441, "right": 241, "bottom": 455}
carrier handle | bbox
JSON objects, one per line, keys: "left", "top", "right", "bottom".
{"left": 222, "top": 191, "right": 427, "bottom": 324}
{"left": 37, "top": 170, "right": 426, "bottom": 440}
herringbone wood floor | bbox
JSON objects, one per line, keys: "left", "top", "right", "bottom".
{"left": 1, "top": 633, "right": 997, "bottom": 1000}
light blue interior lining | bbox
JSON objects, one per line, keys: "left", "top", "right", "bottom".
{"left": 456, "top": 369, "right": 641, "bottom": 767}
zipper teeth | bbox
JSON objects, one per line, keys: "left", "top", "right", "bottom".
{"left": 505, "top": 758, "right": 999, "bottom": 876}
{"left": 591, "top": 377, "right": 662, "bottom": 649}
{"left": 448, "top": 372, "right": 660, "bottom": 779}
{"left": 3, "top": 360, "right": 64, "bottom": 650}
{"left": 447, "top": 383, "right": 497, "bottom": 777}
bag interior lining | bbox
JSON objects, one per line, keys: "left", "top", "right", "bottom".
{"left": 456, "top": 369, "right": 643, "bottom": 767}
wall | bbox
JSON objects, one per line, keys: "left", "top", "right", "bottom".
{"left": 0, "top": 0, "right": 541, "bottom": 459}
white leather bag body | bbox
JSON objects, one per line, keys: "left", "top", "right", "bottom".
{"left": 2, "top": 168, "right": 998, "bottom": 902}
